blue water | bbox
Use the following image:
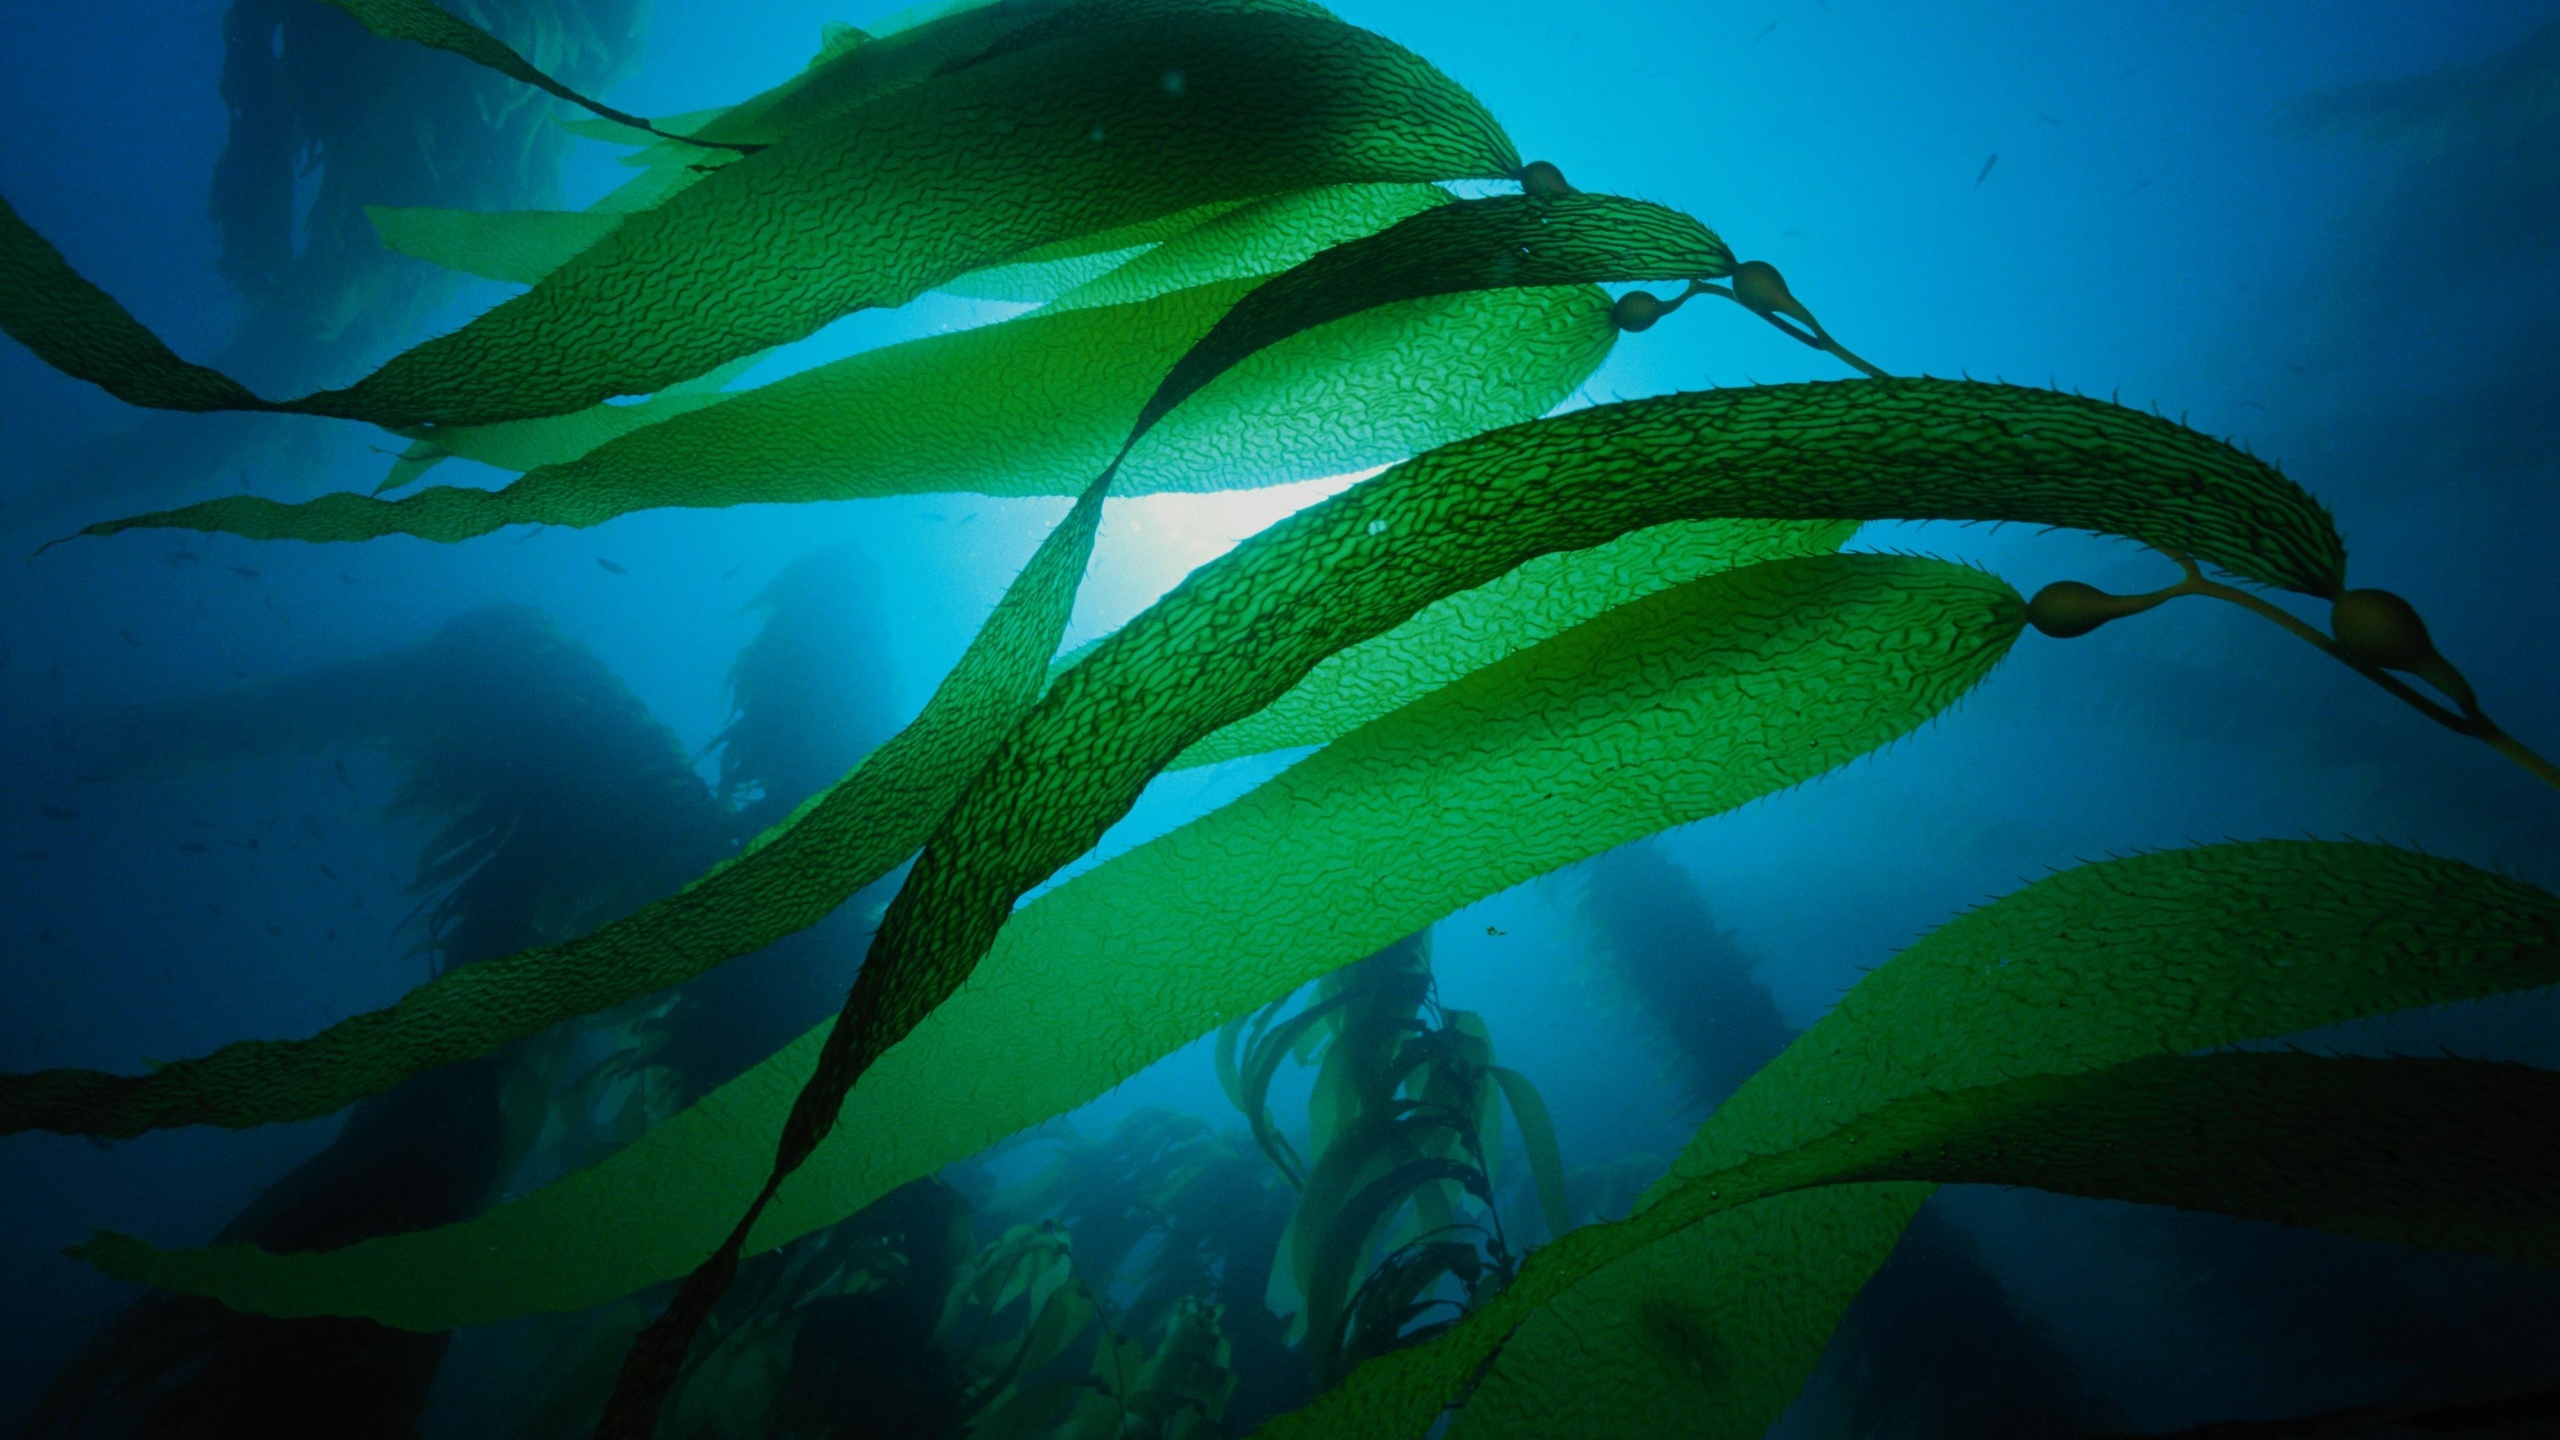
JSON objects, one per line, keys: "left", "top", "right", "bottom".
{"left": 5, "top": 1, "right": 2559, "bottom": 1434}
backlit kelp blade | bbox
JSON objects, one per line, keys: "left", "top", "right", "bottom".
{"left": 375, "top": 356, "right": 765, "bottom": 493}
{"left": 75, "top": 552, "right": 2029, "bottom": 1326}
{"left": 83, "top": 190, "right": 1727, "bottom": 547}
{"left": 1270, "top": 1048, "right": 2560, "bottom": 1440}
{"left": 365, "top": 205, "right": 625, "bottom": 287}
{"left": 2, "top": 381, "right": 2348, "bottom": 1143}
{"left": 1244, "top": 841, "right": 2560, "bottom": 1440}
{"left": 1, "top": 9, "right": 1519, "bottom": 428}
{"left": 312, "top": 0, "right": 706, "bottom": 146}
{"left": 0, "top": 196, "right": 265, "bottom": 413}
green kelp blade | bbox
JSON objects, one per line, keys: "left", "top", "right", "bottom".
{"left": 1271, "top": 1046, "right": 2560, "bottom": 1440}
{"left": 80, "top": 553, "right": 2025, "bottom": 1327}
{"left": 1171, "top": 519, "right": 1856, "bottom": 770}
{"left": 0, "top": 477, "right": 1109, "bottom": 1142}
{"left": 367, "top": 206, "right": 625, "bottom": 287}
{"left": 10, "top": 11, "right": 1515, "bottom": 430}
{"left": 1403, "top": 840, "right": 2560, "bottom": 1440}
{"left": 1127, "top": 193, "right": 1733, "bottom": 440}
{"left": 82, "top": 189, "right": 1713, "bottom": 547}
{"left": 81, "top": 281, "right": 1615, "bottom": 544}
{"left": 1042, "top": 183, "right": 1452, "bottom": 313}
{"left": 381, "top": 356, "right": 767, "bottom": 491}
{"left": 313, "top": 0, "right": 709, "bottom": 146}
{"left": 13, "top": 380, "right": 2341, "bottom": 1141}
{"left": 285, "top": 10, "right": 1518, "bottom": 427}
{"left": 0, "top": 195, "right": 265, "bottom": 412}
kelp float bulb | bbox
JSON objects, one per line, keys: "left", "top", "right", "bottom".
{"left": 1613, "top": 290, "right": 1670, "bottom": 332}
{"left": 1731, "top": 260, "right": 1820, "bottom": 331}
{"left": 2330, "top": 588, "right": 2479, "bottom": 709}
{"left": 2329, "top": 589, "right": 2435, "bottom": 671}
{"left": 1518, "top": 160, "right": 1574, "bottom": 198}
{"left": 2027, "top": 581, "right": 2166, "bottom": 639}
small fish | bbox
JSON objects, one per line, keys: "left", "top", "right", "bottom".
{"left": 191, "top": 817, "right": 215, "bottom": 829}
{"left": 326, "top": 929, "right": 339, "bottom": 940}
{"left": 340, "top": 572, "right": 357, "bottom": 584}
{"left": 302, "top": 812, "right": 324, "bottom": 838}
{"left": 181, "top": 842, "right": 210, "bottom": 854}
{"left": 163, "top": 550, "right": 201, "bottom": 566}
{"left": 266, "top": 925, "right": 282, "bottom": 937}
{"left": 18, "top": 849, "right": 46, "bottom": 860}
{"left": 228, "top": 566, "right": 260, "bottom": 580}
{"left": 120, "top": 629, "right": 140, "bottom": 647}
{"left": 319, "top": 863, "right": 339, "bottom": 881}
{"left": 1753, "top": 20, "right": 1778, "bottom": 41}
{"left": 2132, "top": 177, "right": 2153, "bottom": 191}
{"left": 1975, "top": 153, "right": 1999, "bottom": 187}
{"left": 720, "top": 565, "right": 744, "bottom": 580}
{"left": 2237, "top": 400, "right": 2268, "bottom": 411}
{"left": 1485, "top": 925, "right": 1507, "bottom": 937}
{"left": 39, "top": 804, "right": 75, "bottom": 821}
{"left": 74, "top": 773, "right": 107, "bottom": 784}
{"left": 2038, "top": 112, "right": 2063, "bottom": 126}
{"left": 2287, "top": 363, "right": 2311, "bottom": 375}
{"left": 334, "top": 758, "right": 357, "bottom": 790}
{"left": 596, "top": 557, "right": 629, "bottom": 575}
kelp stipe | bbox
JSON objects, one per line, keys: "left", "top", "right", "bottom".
{"left": 8, "top": 2, "right": 2560, "bottom": 1438}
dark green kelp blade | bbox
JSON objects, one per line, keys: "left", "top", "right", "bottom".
{"left": 1129, "top": 192, "right": 1731, "bottom": 439}
{"left": 312, "top": 0, "right": 711, "bottom": 146}
{"left": 1, "top": 11, "right": 1519, "bottom": 430}
{"left": 1265, "top": 1047, "right": 2560, "bottom": 1440}
{"left": 0, "top": 195, "right": 265, "bottom": 413}
{"left": 3, "top": 381, "right": 2346, "bottom": 1142}
{"left": 74, "top": 552, "right": 2028, "bottom": 1326}
{"left": 1276, "top": 840, "right": 2560, "bottom": 1440}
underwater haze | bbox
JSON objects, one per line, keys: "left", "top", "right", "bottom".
{"left": 6, "top": 0, "right": 2560, "bottom": 1436}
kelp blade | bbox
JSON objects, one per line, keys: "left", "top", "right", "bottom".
{"left": 1273, "top": 1046, "right": 2560, "bottom": 1440}
{"left": 79, "top": 281, "right": 1612, "bottom": 544}
{"left": 4, "top": 11, "right": 1515, "bottom": 429}
{"left": 0, "top": 195, "right": 264, "bottom": 412}
{"left": 9, "top": 380, "right": 2342, "bottom": 1141}
{"left": 367, "top": 206, "right": 624, "bottom": 286}
{"left": 79, "top": 553, "right": 2025, "bottom": 1326}
{"left": 1282, "top": 841, "right": 2560, "bottom": 1440}
{"left": 314, "top": 0, "right": 678, "bottom": 140}
{"left": 281, "top": 10, "right": 1521, "bottom": 426}
{"left": 80, "top": 190, "right": 1722, "bottom": 546}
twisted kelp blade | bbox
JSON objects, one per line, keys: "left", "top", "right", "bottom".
{"left": 288, "top": 8, "right": 1516, "bottom": 427}
{"left": 1129, "top": 193, "right": 1732, "bottom": 438}
{"left": 1261, "top": 841, "right": 2560, "bottom": 1440}
{"left": 78, "top": 553, "right": 2027, "bottom": 1326}
{"left": 367, "top": 205, "right": 623, "bottom": 286}
{"left": 7, "top": 10, "right": 1516, "bottom": 430}
{"left": 1271, "top": 1047, "right": 2560, "bottom": 1440}
{"left": 1041, "top": 182, "right": 1453, "bottom": 313}
{"left": 0, "top": 477, "right": 1107, "bottom": 1142}
{"left": 85, "top": 189, "right": 1722, "bottom": 547}
{"left": 85, "top": 283, "right": 1611, "bottom": 540}
{"left": 9, "top": 380, "right": 2342, "bottom": 1140}
{"left": 0, "top": 195, "right": 266, "bottom": 412}
{"left": 311, "top": 0, "right": 704, "bottom": 146}
{"left": 1169, "top": 519, "right": 1857, "bottom": 770}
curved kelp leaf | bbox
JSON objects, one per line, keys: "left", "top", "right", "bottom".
{"left": 1041, "top": 183, "right": 1453, "bottom": 313}
{"left": 8, "top": 380, "right": 2342, "bottom": 1141}
{"left": 1259, "top": 841, "right": 2560, "bottom": 1440}
{"left": 1267, "top": 1048, "right": 2560, "bottom": 1440}
{"left": 79, "top": 191, "right": 1720, "bottom": 545}
{"left": 0, "top": 195, "right": 263, "bottom": 412}
{"left": 0, "top": 478, "right": 1109, "bottom": 1141}
{"left": 6, "top": 11, "right": 1518, "bottom": 428}
{"left": 367, "top": 205, "right": 624, "bottom": 286}
{"left": 1171, "top": 518, "right": 1856, "bottom": 770}
{"left": 78, "top": 281, "right": 1608, "bottom": 543}
{"left": 311, "top": 0, "right": 715, "bottom": 147}
{"left": 79, "top": 553, "right": 2026, "bottom": 1325}
{"left": 379, "top": 355, "right": 766, "bottom": 491}
{"left": 1128, "top": 193, "right": 1729, "bottom": 440}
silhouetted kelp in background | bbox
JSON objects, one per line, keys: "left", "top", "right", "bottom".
{"left": 8, "top": 2, "right": 2560, "bottom": 1437}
